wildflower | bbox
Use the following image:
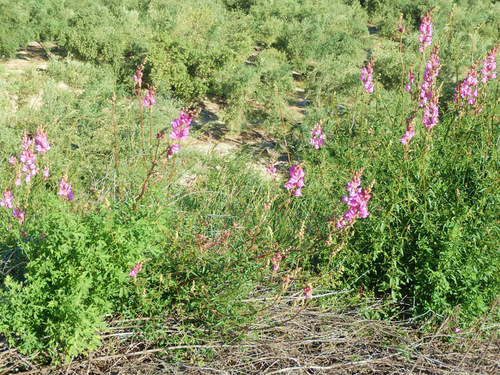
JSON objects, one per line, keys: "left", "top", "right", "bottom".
{"left": 35, "top": 130, "right": 51, "bottom": 154}
{"left": 423, "top": 99, "right": 440, "bottom": 130}
{"left": 336, "top": 169, "right": 372, "bottom": 230}
{"left": 454, "top": 327, "right": 461, "bottom": 333}
{"left": 12, "top": 208, "right": 25, "bottom": 223}
{"left": 133, "top": 68, "right": 143, "bottom": 85}
{"left": 142, "top": 89, "right": 157, "bottom": 107}
{"left": 285, "top": 164, "right": 305, "bottom": 197}
{"left": 169, "top": 110, "right": 193, "bottom": 141}
{"left": 272, "top": 252, "right": 282, "bottom": 271}
{"left": 481, "top": 46, "right": 498, "bottom": 84}
{"left": 266, "top": 163, "right": 277, "bottom": 174}
{"left": 8, "top": 156, "right": 16, "bottom": 165}
{"left": 129, "top": 262, "right": 143, "bottom": 277}
{"left": 419, "top": 47, "right": 441, "bottom": 107}
{"left": 0, "top": 190, "right": 14, "bottom": 209}
{"left": 15, "top": 176, "right": 21, "bottom": 187}
{"left": 22, "top": 135, "right": 32, "bottom": 150}
{"left": 398, "top": 14, "right": 405, "bottom": 33}
{"left": 43, "top": 169, "right": 50, "bottom": 180}
{"left": 58, "top": 176, "right": 75, "bottom": 200}
{"left": 418, "top": 11, "right": 433, "bottom": 53}
{"left": 405, "top": 69, "right": 415, "bottom": 93}
{"left": 303, "top": 283, "right": 313, "bottom": 299}
{"left": 419, "top": 46, "right": 441, "bottom": 130}
{"left": 360, "top": 59, "right": 375, "bottom": 93}
{"left": 454, "top": 67, "right": 479, "bottom": 106}
{"left": 400, "top": 117, "right": 415, "bottom": 145}
{"left": 309, "top": 122, "right": 326, "bottom": 149}
{"left": 166, "top": 144, "right": 181, "bottom": 159}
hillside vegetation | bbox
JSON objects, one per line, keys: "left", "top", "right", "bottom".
{"left": 0, "top": 0, "right": 499, "bottom": 368}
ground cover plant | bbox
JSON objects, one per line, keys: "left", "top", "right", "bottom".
{"left": 0, "top": 0, "right": 499, "bottom": 371}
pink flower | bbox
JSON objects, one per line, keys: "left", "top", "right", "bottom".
{"left": 303, "top": 285, "right": 313, "bottom": 299}
{"left": 35, "top": 130, "right": 51, "bottom": 154}
{"left": 12, "top": 208, "right": 25, "bottom": 222}
{"left": 481, "top": 46, "right": 498, "bottom": 84}
{"left": 405, "top": 69, "right": 415, "bottom": 93}
{"left": 272, "top": 252, "right": 282, "bottom": 271}
{"left": 129, "top": 263, "right": 143, "bottom": 277}
{"left": 285, "top": 164, "right": 305, "bottom": 197}
{"left": 8, "top": 156, "right": 16, "bottom": 165}
{"left": 360, "top": 59, "right": 375, "bottom": 93}
{"left": 43, "top": 169, "right": 50, "bottom": 180}
{"left": 418, "top": 11, "right": 433, "bottom": 53}
{"left": 400, "top": 117, "right": 415, "bottom": 145}
{"left": 454, "top": 327, "right": 461, "bottom": 333}
{"left": 398, "top": 14, "right": 405, "bottom": 33}
{"left": 336, "top": 170, "right": 372, "bottom": 229}
{"left": 142, "top": 89, "right": 157, "bottom": 107}
{"left": 22, "top": 135, "right": 32, "bottom": 150}
{"left": 58, "top": 176, "right": 75, "bottom": 200}
{"left": 309, "top": 122, "right": 326, "bottom": 149}
{"left": 133, "top": 68, "right": 143, "bottom": 85}
{"left": 166, "top": 144, "right": 181, "bottom": 159}
{"left": 0, "top": 190, "right": 14, "bottom": 209}
{"left": 454, "top": 67, "right": 479, "bottom": 106}
{"left": 169, "top": 110, "right": 194, "bottom": 141}
{"left": 266, "top": 163, "right": 277, "bottom": 174}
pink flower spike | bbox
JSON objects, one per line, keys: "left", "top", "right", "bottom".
{"left": 8, "top": 156, "right": 16, "bottom": 165}
{"left": 58, "top": 176, "right": 75, "bottom": 200}
{"left": 129, "top": 263, "right": 143, "bottom": 277}
{"left": 285, "top": 164, "right": 305, "bottom": 197}
{"left": 360, "top": 59, "right": 375, "bottom": 93}
{"left": 418, "top": 11, "right": 433, "bottom": 53}
{"left": 35, "top": 130, "right": 51, "bottom": 154}
{"left": 12, "top": 208, "right": 25, "bottom": 223}
{"left": 481, "top": 46, "right": 498, "bottom": 84}
{"left": 43, "top": 169, "right": 50, "bottom": 180}
{"left": 22, "top": 136, "right": 32, "bottom": 150}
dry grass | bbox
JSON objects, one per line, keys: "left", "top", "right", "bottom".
{"left": 1, "top": 297, "right": 499, "bottom": 375}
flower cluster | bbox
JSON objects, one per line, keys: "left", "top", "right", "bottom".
{"left": 405, "top": 69, "right": 415, "bottom": 94}
{"left": 303, "top": 283, "right": 313, "bottom": 299}
{"left": 0, "top": 189, "right": 24, "bottom": 224}
{"left": 266, "top": 162, "right": 277, "bottom": 174}
{"left": 400, "top": 117, "right": 416, "bottom": 145}
{"left": 418, "top": 11, "right": 433, "bottom": 53}
{"left": 129, "top": 262, "right": 143, "bottom": 277}
{"left": 0, "top": 190, "right": 13, "bottom": 209}
{"left": 336, "top": 169, "right": 372, "bottom": 230}
{"left": 272, "top": 252, "right": 282, "bottom": 271}
{"left": 284, "top": 164, "right": 305, "bottom": 197}
{"left": 309, "top": 122, "right": 326, "bottom": 150}
{"left": 397, "top": 14, "right": 406, "bottom": 33}
{"left": 133, "top": 66, "right": 143, "bottom": 86}
{"left": 419, "top": 47, "right": 441, "bottom": 130}
{"left": 14, "top": 130, "right": 51, "bottom": 185}
{"left": 164, "top": 110, "right": 195, "bottom": 158}
{"left": 142, "top": 89, "right": 156, "bottom": 107}
{"left": 35, "top": 130, "right": 51, "bottom": 154}
{"left": 481, "top": 46, "right": 498, "bottom": 84}
{"left": 58, "top": 176, "right": 75, "bottom": 200}
{"left": 454, "top": 67, "right": 479, "bottom": 106}
{"left": 360, "top": 59, "right": 375, "bottom": 93}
